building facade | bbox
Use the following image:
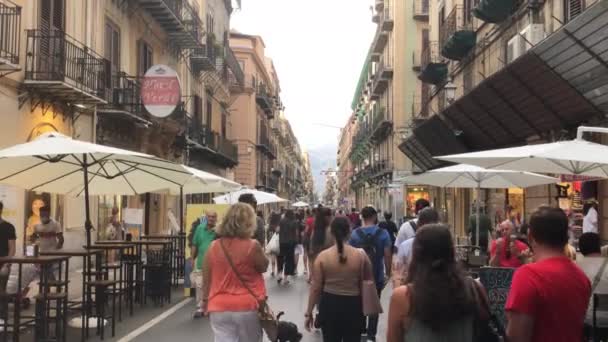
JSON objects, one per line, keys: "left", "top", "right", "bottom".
{"left": 337, "top": 114, "right": 357, "bottom": 209}
{"left": 344, "top": 0, "right": 430, "bottom": 215}
{"left": 401, "top": 0, "right": 608, "bottom": 236}
{"left": 0, "top": 0, "right": 244, "bottom": 254}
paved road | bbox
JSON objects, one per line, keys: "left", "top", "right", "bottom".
{"left": 132, "top": 273, "right": 392, "bottom": 342}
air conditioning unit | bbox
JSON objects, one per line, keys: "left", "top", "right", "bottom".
{"left": 520, "top": 24, "right": 545, "bottom": 52}
{"left": 506, "top": 24, "right": 545, "bottom": 63}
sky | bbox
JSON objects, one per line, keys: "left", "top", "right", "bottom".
{"left": 231, "top": 0, "right": 376, "bottom": 151}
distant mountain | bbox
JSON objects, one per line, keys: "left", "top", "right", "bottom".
{"left": 307, "top": 143, "right": 337, "bottom": 197}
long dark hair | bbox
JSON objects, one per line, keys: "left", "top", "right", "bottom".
{"left": 331, "top": 217, "right": 350, "bottom": 264}
{"left": 311, "top": 208, "right": 332, "bottom": 252}
{"left": 405, "top": 224, "right": 475, "bottom": 331}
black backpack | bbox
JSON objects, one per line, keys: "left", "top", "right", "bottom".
{"left": 356, "top": 228, "right": 384, "bottom": 268}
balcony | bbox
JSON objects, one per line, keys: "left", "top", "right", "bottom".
{"left": 349, "top": 123, "right": 372, "bottom": 163}
{"left": 413, "top": 0, "right": 429, "bottom": 21}
{"left": 369, "top": 160, "right": 392, "bottom": 181}
{"left": 370, "top": 27, "right": 389, "bottom": 55}
{"left": 257, "top": 126, "right": 277, "bottom": 160}
{"left": 371, "top": 108, "right": 393, "bottom": 142}
{"left": 418, "top": 42, "right": 448, "bottom": 85}
{"left": 257, "top": 173, "right": 279, "bottom": 192}
{"left": 375, "top": 0, "right": 384, "bottom": 11}
{"left": 473, "top": 0, "right": 519, "bottom": 24}
{"left": 24, "top": 29, "right": 108, "bottom": 105}
{"left": 190, "top": 37, "right": 216, "bottom": 74}
{"left": 440, "top": 6, "right": 476, "bottom": 61}
{"left": 186, "top": 118, "right": 238, "bottom": 167}
{"left": 0, "top": 0, "right": 20, "bottom": 72}
{"left": 255, "top": 81, "right": 274, "bottom": 118}
{"left": 225, "top": 47, "right": 244, "bottom": 87}
{"left": 371, "top": 60, "right": 393, "bottom": 98}
{"left": 99, "top": 72, "right": 149, "bottom": 123}
{"left": 136, "top": 0, "right": 202, "bottom": 50}
{"left": 380, "top": 4, "right": 394, "bottom": 32}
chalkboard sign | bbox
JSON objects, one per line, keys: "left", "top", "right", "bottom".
{"left": 478, "top": 267, "right": 515, "bottom": 330}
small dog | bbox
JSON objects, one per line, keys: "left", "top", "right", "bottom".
{"left": 276, "top": 312, "right": 303, "bottom": 342}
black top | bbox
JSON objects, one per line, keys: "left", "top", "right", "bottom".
{"left": 378, "top": 220, "right": 398, "bottom": 246}
{"left": 0, "top": 220, "right": 16, "bottom": 257}
{"left": 279, "top": 218, "right": 298, "bottom": 244}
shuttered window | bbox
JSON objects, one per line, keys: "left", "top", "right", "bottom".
{"left": 194, "top": 95, "right": 203, "bottom": 124}
{"left": 104, "top": 20, "right": 120, "bottom": 81}
{"left": 205, "top": 92, "right": 213, "bottom": 129}
{"left": 137, "top": 40, "right": 153, "bottom": 76}
{"left": 39, "top": 0, "right": 64, "bottom": 31}
{"left": 565, "top": 0, "right": 585, "bottom": 22}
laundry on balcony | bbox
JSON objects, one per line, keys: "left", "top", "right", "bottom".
{"left": 418, "top": 42, "right": 448, "bottom": 85}
{"left": 440, "top": 6, "right": 476, "bottom": 61}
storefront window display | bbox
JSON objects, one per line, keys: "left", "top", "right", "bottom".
{"left": 405, "top": 186, "right": 430, "bottom": 218}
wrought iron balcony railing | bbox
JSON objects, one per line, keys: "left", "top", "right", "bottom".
{"left": 413, "top": 0, "right": 429, "bottom": 20}
{"left": 187, "top": 118, "right": 238, "bottom": 165}
{"left": 255, "top": 80, "right": 274, "bottom": 117}
{"left": 100, "top": 71, "right": 146, "bottom": 119}
{"left": 24, "top": 29, "right": 108, "bottom": 103}
{"left": 419, "top": 42, "right": 448, "bottom": 85}
{"left": 440, "top": 5, "right": 476, "bottom": 60}
{"left": 0, "top": 0, "right": 20, "bottom": 65}
{"left": 225, "top": 47, "right": 244, "bottom": 86}
{"left": 190, "top": 36, "right": 217, "bottom": 73}
{"left": 136, "top": 0, "right": 203, "bottom": 49}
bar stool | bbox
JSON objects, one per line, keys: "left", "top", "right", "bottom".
{"left": 86, "top": 279, "right": 118, "bottom": 340}
{"left": 34, "top": 292, "right": 69, "bottom": 342}
{"left": 100, "top": 263, "right": 124, "bottom": 321}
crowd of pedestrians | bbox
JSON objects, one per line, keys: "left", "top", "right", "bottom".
{"left": 182, "top": 193, "right": 602, "bottom": 342}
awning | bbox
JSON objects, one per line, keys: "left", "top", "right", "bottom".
{"left": 441, "top": 2, "right": 608, "bottom": 151}
{"left": 399, "top": 116, "right": 468, "bottom": 171}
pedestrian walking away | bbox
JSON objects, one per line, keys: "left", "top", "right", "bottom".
{"left": 395, "top": 199, "right": 430, "bottom": 248}
{"left": 305, "top": 216, "right": 373, "bottom": 342}
{"left": 387, "top": 223, "right": 485, "bottom": 342}
{"left": 202, "top": 203, "right": 269, "bottom": 342}
{"left": 349, "top": 206, "right": 392, "bottom": 341}
{"left": 277, "top": 209, "right": 299, "bottom": 285}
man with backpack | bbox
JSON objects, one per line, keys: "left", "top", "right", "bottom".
{"left": 349, "top": 206, "right": 392, "bottom": 342}
{"left": 395, "top": 198, "right": 430, "bottom": 248}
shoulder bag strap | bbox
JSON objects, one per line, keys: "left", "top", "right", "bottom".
{"left": 218, "top": 239, "right": 260, "bottom": 302}
{"left": 592, "top": 258, "right": 608, "bottom": 293}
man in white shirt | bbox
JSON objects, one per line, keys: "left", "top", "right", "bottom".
{"left": 395, "top": 198, "right": 430, "bottom": 248}
{"left": 576, "top": 232, "right": 608, "bottom": 328}
{"left": 583, "top": 201, "right": 599, "bottom": 234}
{"left": 393, "top": 207, "right": 439, "bottom": 287}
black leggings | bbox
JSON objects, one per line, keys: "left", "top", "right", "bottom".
{"left": 319, "top": 292, "right": 363, "bottom": 342}
{"left": 277, "top": 242, "right": 296, "bottom": 276}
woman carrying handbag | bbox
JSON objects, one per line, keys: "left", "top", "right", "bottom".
{"left": 202, "top": 203, "right": 271, "bottom": 342}
{"left": 305, "top": 217, "right": 374, "bottom": 342}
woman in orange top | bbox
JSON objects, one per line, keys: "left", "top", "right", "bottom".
{"left": 202, "top": 203, "right": 269, "bottom": 342}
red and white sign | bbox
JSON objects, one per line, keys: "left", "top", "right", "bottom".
{"left": 141, "top": 64, "right": 181, "bottom": 118}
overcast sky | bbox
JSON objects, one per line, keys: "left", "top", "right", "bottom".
{"left": 231, "top": 0, "right": 375, "bottom": 151}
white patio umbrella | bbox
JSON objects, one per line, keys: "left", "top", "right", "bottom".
{"left": 438, "top": 126, "right": 608, "bottom": 178}
{"left": 398, "top": 164, "right": 559, "bottom": 246}
{"left": 0, "top": 132, "right": 193, "bottom": 247}
{"left": 174, "top": 166, "right": 242, "bottom": 195}
{"left": 213, "top": 189, "right": 288, "bottom": 205}
{"left": 292, "top": 201, "right": 309, "bottom": 208}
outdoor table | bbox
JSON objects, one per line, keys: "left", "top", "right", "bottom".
{"left": 40, "top": 248, "right": 103, "bottom": 342}
{"left": 0, "top": 255, "right": 70, "bottom": 342}
{"left": 95, "top": 240, "right": 172, "bottom": 304}
{"left": 141, "top": 234, "right": 185, "bottom": 286}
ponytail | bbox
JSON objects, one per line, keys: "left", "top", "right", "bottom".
{"left": 331, "top": 217, "right": 350, "bottom": 264}
{"left": 337, "top": 239, "right": 347, "bottom": 264}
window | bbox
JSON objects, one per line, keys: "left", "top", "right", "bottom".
{"left": 221, "top": 112, "right": 227, "bottom": 137}
{"left": 137, "top": 40, "right": 153, "bottom": 76}
{"left": 39, "top": 0, "right": 64, "bottom": 31}
{"left": 565, "top": 0, "right": 585, "bottom": 22}
{"left": 205, "top": 92, "right": 213, "bottom": 129}
{"left": 194, "top": 95, "right": 203, "bottom": 124}
{"left": 104, "top": 20, "right": 120, "bottom": 78}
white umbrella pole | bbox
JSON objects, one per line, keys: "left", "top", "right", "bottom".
{"left": 475, "top": 183, "right": 481, "bottom": 247}
{"left": 83, "top": 154, "right": 93, "bottom": 248}
{"left": 179, "top": 186, "right": 184, "bottom": 234}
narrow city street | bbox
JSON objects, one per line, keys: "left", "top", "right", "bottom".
{"left": 96, "top": 274, "right": 390, "bottom": 342}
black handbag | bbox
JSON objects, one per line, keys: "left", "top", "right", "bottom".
{"left": 469, "top": 278, "right": 502, "bottom": 342}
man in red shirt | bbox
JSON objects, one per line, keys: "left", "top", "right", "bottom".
{"left": 490, "top": 220, "right": 528, "bottom": 268}
{"left": 506, "top": 206, "right": 591, "bottom": 342}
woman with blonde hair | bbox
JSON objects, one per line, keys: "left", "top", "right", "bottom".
{"left": 202, "top": 203, "right": 269, "bottom": 341}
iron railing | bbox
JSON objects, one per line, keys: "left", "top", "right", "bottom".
{"left": 102, "top": 71, "right": 145, "bottom": 117}
{"left": 225, "top": 47, "right": 244, "bottom": 86}
{"left": 190, "top": 35, "right": 217, "bottom": 72}
{"left": 421, "top": 41, "right": 442, "bottom": 67}
{"left": 25, "top": 29, "right": 108, "bottom": 98}
{"left": 0, "top": 0, "right": 20, "bottom": 64}
{"left": 216, "top": 134, "right": 238, "bottom": 162}
{"left": 440, "top": 6, "right": 470, "bottom": 48}
{"left": 187, "top": 118, "right": 238, "bottom": 163}
{"left": 153, "top": 0, "right": 203, "bottom": 44}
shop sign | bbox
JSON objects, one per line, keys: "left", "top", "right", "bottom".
{"left": 559, "top": 174, "right": 602, "bottom": 182}
{"left": 141, "top": 64, "right": 181, "bottom": 118}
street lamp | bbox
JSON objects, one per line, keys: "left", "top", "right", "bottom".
{"left": 445, "top": 81, "right": 457, "bottom": 104}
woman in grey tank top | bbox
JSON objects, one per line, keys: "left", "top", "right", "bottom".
{"left": 387, "top": 223, "right": 487, "bottom": 342}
